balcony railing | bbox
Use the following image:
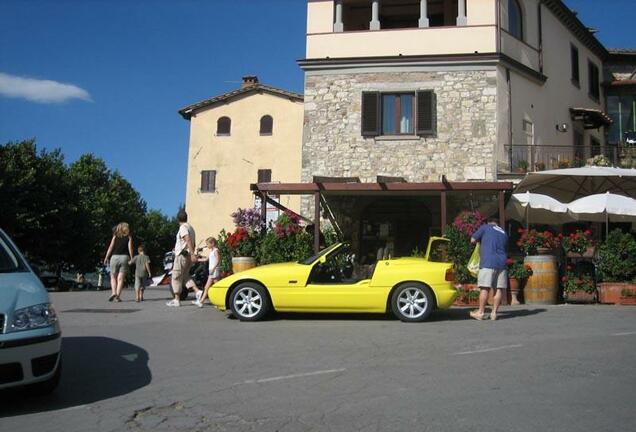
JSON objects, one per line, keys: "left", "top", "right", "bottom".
{"left": 498, "top": 144, "right": 619, "bottom": 175}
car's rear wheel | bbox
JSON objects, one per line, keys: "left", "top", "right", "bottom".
{"left": 391, "top": 282, "right": 435, "bottom": 322}
{"left": 229, "top": 282, "right": 270, "bottom": 321}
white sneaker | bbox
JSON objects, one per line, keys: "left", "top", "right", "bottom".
{"left": 166, "top": 299, "right": 181, "bottom": 307}
{"left": 195, "top": 291, "right": 203, "bottom": 301}
{"left": 192, "top": 300, "right": 203, "bottom": 308}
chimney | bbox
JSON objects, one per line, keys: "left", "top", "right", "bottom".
{"left": 241, "top": 75, "right": 259, "bottom": 88}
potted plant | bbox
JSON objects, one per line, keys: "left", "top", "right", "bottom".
{"left": 216, "top": 229, "right": 234, "bottom": 278}
{"left": 227, "top": 207, "right": 264, "bottom": 273}
{"left": 561, "top": 229, "right": 594, "bottom": 258}
{"left": 534, "top": 161, "right": 546, "bottom": 171}
{"left": 517, "top": 229, "right": 560, "bottom": 255}
{"left": 257, "top": 211, "right": 313, "bottom": 265}
{"left": 619, "top": 287, "right": 636, "bottom": 305}
{"left": 517, "top": 160, "right": 529, "bottom": 173}
{"left": 558, "top": 159, "right": 570, "bottom": 169}
{"left": 446, "top": 211, "right": 484, "bottom": 304}
{"left": 597, "top": 229, "right": 636, "bottom": 304}
{"left": 507, "top": 258, "right": 533, "bottom": 305}
{"left": 562, "top": 266, "right": 596, "bottom": 303}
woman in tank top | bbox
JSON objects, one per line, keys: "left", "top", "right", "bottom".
{"left": 103, "top": 222, "right": 133, "bottom": 302}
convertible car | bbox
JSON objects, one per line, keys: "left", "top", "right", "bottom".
{"left": 209, "top": 237, "right": 457, "bottom": 322}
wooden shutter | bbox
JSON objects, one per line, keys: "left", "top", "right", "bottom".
{"left": 260, "top": 115, "right": 273, "bottom": 135}
{"left": 416, "top": 90, "right": 436, "bottom": 136}
{"left": 361, "top": 92, "right": 380, "bottom": 137}
{"left": 257, "top": 169, "right": 272, "bottom": 183}
{"left": 201, "top": 170, "right": 216, "bottom": 192}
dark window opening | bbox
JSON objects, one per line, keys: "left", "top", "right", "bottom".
{"left": 260, "top": 115, "right": 273, "bottom": 135}
{"left": 427, "top": 0, "right": 458, "bottom": 27}
{"left": 590, "top": 137, "right": 601, "bottom": 157}
{"left": 508, "top": 0, "right": 523, "bottom": 40}
{"left": 257, "top": 169, "right": 272, "bottom": 183}
{"left": 571, "top": 45, "right": 580, "bottom": 86}
{"left": 588, "top": 61, "right": 600, "bottom": 100}
{"left": 379, "top": 0, "right": 419, "bottom": 29}
{"left": 342, "top": 0, "right": 372, "bottom": 31}
{"left": 201, "top": 170, "right": 216, "bottom": 193}
{"left": 217, "top": 117, "right": 231, "bottom": 135}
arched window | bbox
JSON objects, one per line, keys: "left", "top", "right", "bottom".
{"left": 508, "top": 0, "right": 523, "bottom": 40}
{"left": 260, "top": 115, "right": 273, "bottom": 135}
{"left": 217, "top": 117, "right": 231, "bottom": 136}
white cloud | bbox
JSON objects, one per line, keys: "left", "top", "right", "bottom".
{"left": 0, "top": 72, "right": 92, "bottom": 103}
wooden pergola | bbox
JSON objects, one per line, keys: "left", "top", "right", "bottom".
{"left": 251, "top": 181, "right": 514, "bottom": 253}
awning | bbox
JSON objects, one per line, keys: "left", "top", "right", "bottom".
{"left": 570, "top": 107, "right": 613, "bottom": 129}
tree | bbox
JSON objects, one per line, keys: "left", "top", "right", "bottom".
{"left": 137, "top": 210, "right": 178, "bottom": 274}
{"left": 0, "top": 139, "right": 79, "bottom": 266}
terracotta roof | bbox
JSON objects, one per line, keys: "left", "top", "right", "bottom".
{"left": 178, "top": 84, "right": 303, "bottom": 120}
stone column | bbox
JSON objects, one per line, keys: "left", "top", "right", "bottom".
{"left": 456, "top": 0, "right": 467, "bottom": 26}
{"left": 334, "top": 0, "right": 344, "bottom": 32}
{"left": 370, "top": 0, "right": 380, "bottom": 30}
{"left": 419, "top": 0, "right": 429, "bottom": 27}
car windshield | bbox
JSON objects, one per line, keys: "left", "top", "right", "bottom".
{"left": 0, "top": 233, "right": 23, "bottom": 273}
{"left": 427, "top": 238, "right": 450, "bottom": 263}
{"left": 300, "top": 243, "right": 341, "bottom": 265}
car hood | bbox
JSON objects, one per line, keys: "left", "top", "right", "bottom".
{"left": 0, "top": 271, "right": 50, "bottom": 314}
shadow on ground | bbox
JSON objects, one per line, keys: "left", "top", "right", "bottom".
{"left": 0, "top": 336, "right": 151, "bottom": 417}
{"left": 241, "top": 307, "right": 547, "bottom": 322}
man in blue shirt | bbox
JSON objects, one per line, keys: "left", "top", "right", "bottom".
{"left": 470, "top": 218, "right": 508, "bottom": 321}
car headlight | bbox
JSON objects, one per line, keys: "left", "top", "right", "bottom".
{"left": 10, "top": 303, "right": 58, "bottom": 332}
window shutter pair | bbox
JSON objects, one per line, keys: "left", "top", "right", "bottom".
{"left": 200, "top": 170, "right": 216, "bottom": 192}
{"left": 361, "top": 91, "right": 436, "bottom": 137}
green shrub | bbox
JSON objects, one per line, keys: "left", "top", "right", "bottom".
{"left": 445, "top": 224, "right": 477, "bottom": 284}
{"left": 598, "top": 229, "right": 636, "bottom": 282}
{"left": 257, "top": 230, "right": 313, "bottom": 265}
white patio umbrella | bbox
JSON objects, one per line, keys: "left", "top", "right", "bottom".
{"left": 567, "top": 192, "right": 636, "bottom": 236}
{"left": 506, "top": 192, "right": 571, "bottom": 227}
{"left": 514, "top": 166, "right": 636, "bottom": 202}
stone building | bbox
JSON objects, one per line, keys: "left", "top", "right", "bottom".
{"left": 605, "top": 49, "right": 636, "bottom": 154}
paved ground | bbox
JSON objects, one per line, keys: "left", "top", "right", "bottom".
{"left": 1, "top": 286, "right": 635, "bottom": 432}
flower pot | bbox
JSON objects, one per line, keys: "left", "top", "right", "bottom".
{"left": 619, "top": 296, "right": 636, "bottom": 305}
{"left": 536, "top": 247, "right": 552, "bottom": 255}
{"left": 453, "top": 284, "right": 480, "bottom": 306}
{"left": 598, "top": 282, "right": 636, "bottom": 304}
{"left": 231, "top": 257, "right": 256, "bottom": 274}
{"left": 564, "top": 290, "right": 596, "bottom": 304}
{"left": 566, "top": 247, "right": 595, "bottom": 258}
{"left": 508, "top": 277, "right": 522, "bottom": 305}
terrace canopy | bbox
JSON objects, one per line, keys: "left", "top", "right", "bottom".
{"left": 251, "top": 179, "right": 513, "bottom": 254}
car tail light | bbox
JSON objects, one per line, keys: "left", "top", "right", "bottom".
{"left": 445, "top": 268, "right": 454, "bottom": 281}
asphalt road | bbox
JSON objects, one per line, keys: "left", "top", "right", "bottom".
{"left": 1, "top": 286, "right": 635, "bottom": 432}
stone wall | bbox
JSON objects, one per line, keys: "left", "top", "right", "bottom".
{"left": 301, "top": 69, "right": 498, "bottom": 214}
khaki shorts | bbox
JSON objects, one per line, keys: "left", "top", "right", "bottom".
{"left": 134, "top": 275, "right": 147, "bottom": 290}
{"left": 477, "top": 268, "right": 508, "bottom": 290}
{"left": 171, "top": 254, "right": 195, "bottom": 294}
{"left": 110, "top": 255, "right": 129, "bottom": 275}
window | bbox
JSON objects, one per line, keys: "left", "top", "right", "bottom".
{"left": 588, "top": 61, "right": 600, "bottom": 100}
{"left": 257, "top": 169, "right": 272, "bottom": 183}
{"left": 217, "top": 117, "right": 231, "bottom": 135}
{"left": 200, "top": 170, "right": 216, "bottom": 193}
{"left": 361, "top": 91, "right": 436, "bottom": 137}
{"left": 260, "top": 115, "right": 273, "bottom": 135}
{"left": 571, "top": 45, "right": 580, "bottom": 86}
{"left": 508, "top": 0, "right": 523, "bottom": 40}
{"left": 382, "top": 94, "right": 414, "bottom": 135}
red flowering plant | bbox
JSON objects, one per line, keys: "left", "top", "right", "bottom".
{"left": 227, "top": 207, "right": 264, "bottom": 257}
{"left": 560, "top": 229, "right": 593, "bottom": 255}
{"left": 506, "top": 258, "right": 533, "bottom": 280}
{"left": 453, "top": 210, "right": 485, "bottom": 237}
{"left": 274, "top": 211, "right": 303, "bottom": 239}
{"left": 561, "top": 265, "right": 595, "bottom": 294}
{"left": 516, "top": 229, "right": 560, "bottom": 255}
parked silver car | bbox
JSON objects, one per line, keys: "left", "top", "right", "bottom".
{"left": 0, "top": 228, "right": 62, "bottom": 394}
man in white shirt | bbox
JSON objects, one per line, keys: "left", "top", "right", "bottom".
{"left": 167, "top": 209, "right": 201, "bottom": 307}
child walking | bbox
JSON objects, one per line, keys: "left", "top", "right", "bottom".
{"left": 193, "top": 237, "right": 221, "bottom": 308}
{"left": 130, "top": 245, "right": 152, "bottom": 302}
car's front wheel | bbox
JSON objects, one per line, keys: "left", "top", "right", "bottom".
{"left": 391, "top": 282, "right": 435, "bottom": 322}
{"left": 229, "top": 282, "right": 270, "bottom": 321}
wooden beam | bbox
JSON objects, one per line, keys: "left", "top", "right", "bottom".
{"left": 499, "top": 190, "right": 506, "bottom": 227}
{"left": 260, "top": 192, "right": 267, "bottom": 225}
{"left": 314, "top": 192, "right": 321, "bottom": 253}
{"left": 441, "top": 191, "right": 447, "bottom": 235}
{"left": 250, "top": 181, "right": 514, "bottom": 194}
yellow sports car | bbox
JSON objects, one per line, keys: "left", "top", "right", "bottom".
{"left": 209, "top": 237, "right": 457, "bottom": 322}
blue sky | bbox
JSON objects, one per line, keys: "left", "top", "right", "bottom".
{"left": 0, "top": 0, "right": 633, "bottom": 215}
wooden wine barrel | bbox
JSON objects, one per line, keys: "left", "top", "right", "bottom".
{"left": 231, "top": 257, "right": 256, "bottom": 274}
{"left": 523, "top": 255, "right": 558, "bottom": 305}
